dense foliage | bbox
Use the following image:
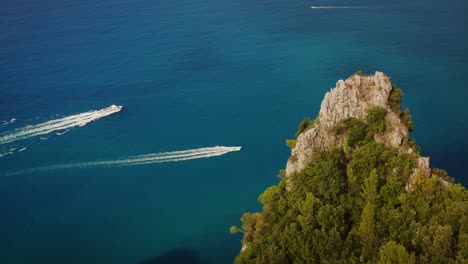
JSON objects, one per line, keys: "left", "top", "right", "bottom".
{"left": 388, "top": 85, "right": 415, "bottom": 132}
{"left": 233, "top": 106, "right": 468, "bottom": 263}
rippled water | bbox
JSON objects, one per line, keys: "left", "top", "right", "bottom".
{"left": 1, "top": 0, "right": 467, "bottom": 263}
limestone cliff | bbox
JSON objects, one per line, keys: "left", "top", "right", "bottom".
{"left": 285, "top": 71, "right": 436, "bottom": 189}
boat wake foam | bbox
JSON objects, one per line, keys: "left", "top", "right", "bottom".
{"left": 0, "top": 105, "right": 122, "bottom": 156}
{"left": 1, "top": 146, "right": 242, "bottom": 176}
{"left": 56, "top": 129, "right": 70, "bottom": 136}
{"left": 311, "top": 6, "right": 366, "bottom": 9}
{"left": 0, "top": 152, "right": 13, "bottom": 158}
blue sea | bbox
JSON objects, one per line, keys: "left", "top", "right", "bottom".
{"left": 1, "top": 0, "right": 467, "bottom": 263}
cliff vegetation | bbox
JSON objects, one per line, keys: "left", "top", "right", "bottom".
{"left": 231, "top": 72, "right": 468, "bottom": 263}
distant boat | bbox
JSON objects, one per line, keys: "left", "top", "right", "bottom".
{"left": 96, "top": 105, "right": 123, "bottom": 114}
{"left": 311, "top": 6, "right": 361, "bottom": 9}
{"left": 0, "top": 104, "right": 124, "bottom": 146}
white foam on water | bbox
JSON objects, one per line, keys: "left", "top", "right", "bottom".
{"left": 56, "top": 129, "right": 70, "bottom": 136}
{"left": 0, "top": 152, "right": 13, "bottom": 158}
{"left": 1, "top": 119, "right": 16, "bottom": 127}
{"left": 1, "top": 146, "right": 241, "bottom": 176}
{"left": 0, "top": 105, "right": 122, "bottom": 146}
{"left": 18, "top": 147, "right": 27, "bottom": 152}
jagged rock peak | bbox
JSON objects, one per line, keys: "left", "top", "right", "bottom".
{"left": 285, "top": 71, "right": 409, "bottom": 176}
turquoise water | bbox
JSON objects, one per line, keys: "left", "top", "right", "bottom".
{"left": 1, "top": 0, "right": 468, "bottom": 263}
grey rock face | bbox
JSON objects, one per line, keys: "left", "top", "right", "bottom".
{"left": 285, "top": 72, "right": 409, "bottom": 176}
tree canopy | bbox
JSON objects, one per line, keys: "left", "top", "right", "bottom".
{"left": 233, "top": 105, "right": 468, "bottom": 263}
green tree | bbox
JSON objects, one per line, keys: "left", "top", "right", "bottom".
{"left": 389, "top": 86, "right": 403, "bottom": 113}
{"left": 367, "top": 106, "right": 387, "bottom": 134}
{"left": 378, "top": 240, "right": 416, "bottom": 264}
{"left": 295, "top": 118, "right": 314, "bottom": 138}
{"left": 358, "top": 169, "right": 380, "bottom": 261}
{"left": 400, "top": 109, "right": 414, "bottom": 132}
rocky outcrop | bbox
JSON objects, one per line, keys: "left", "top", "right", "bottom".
{"left": 286, "top": 72, "right": 410, "bottom": 176}
{"left": 235, "top": 72, "right": 464, "bottom": 263}
{"left": 405, "top": 157, "right": 451, "bottom": 190}
{"left": 406, "top": 157, "right": 431, "bottom": 191}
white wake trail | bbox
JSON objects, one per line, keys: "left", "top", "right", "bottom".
{"left": 1, "top": 146, "right": 242, "bottom": 176}
{"left": 18, "top": 147, "right": 27, "bottom": 152}
{"left": 0, "top": 105, "right": 122, "bottom": 146}
{"left": 0, "top": 119, "right": 16, "bottom": 127}
{"left": 311, "top": 6, "right": 366, "bottom": 9}
{"left": 56, "top": 129, "right": 70, "bottom": 136}
{"left": 0, "top": 152, "right": 13, "bottom": 158}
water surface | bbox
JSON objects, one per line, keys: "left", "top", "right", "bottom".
{"left": 1, "top": 0, "right": 468, "bottom": 263}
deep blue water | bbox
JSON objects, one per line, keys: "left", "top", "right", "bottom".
{"left": 1, "top": 0, "right": 468, "bottom": 263}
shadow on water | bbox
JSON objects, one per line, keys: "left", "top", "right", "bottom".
{"left": 138, "top": 248, "right": 210, "bottom": 264}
